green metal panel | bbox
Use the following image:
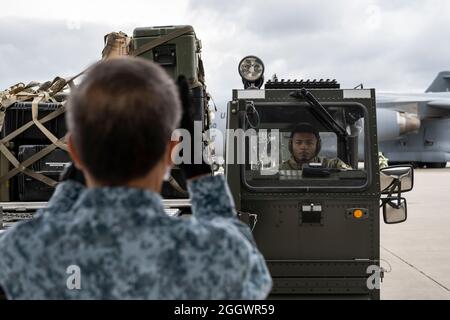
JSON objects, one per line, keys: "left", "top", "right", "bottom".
{"left": 132, "top": 25, "right": 201, "bottom": 86}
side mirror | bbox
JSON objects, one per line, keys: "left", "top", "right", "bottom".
{"left": 380, "top": 165, "right": 414, "bottom": 194}
{"left": 383, "top": 197, "right": 407, "bottom": 224}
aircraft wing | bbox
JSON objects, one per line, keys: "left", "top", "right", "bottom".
{"left": 377, "top": 92, "right": 431, "bottom": 105}
{"left": 376, "top": 92, "right": 426, "bottom": 115}
{"left": 427, "top": 100, "right": 450, "bottom": 110}
{"left": 377, "top": 91, "right": 450, "bottom": 115}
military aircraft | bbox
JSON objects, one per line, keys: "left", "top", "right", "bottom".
{"left": 376, "top": 71, "right": 450, "bottom": 168}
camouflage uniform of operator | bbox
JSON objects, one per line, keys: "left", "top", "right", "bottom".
{"left": 280, "top": 122, "right": 351, "bottom": 170}
{"left": 0, "top": 57, "right": 272, "bottom": 299}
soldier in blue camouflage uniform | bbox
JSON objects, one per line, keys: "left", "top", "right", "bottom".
{"left": 280, "top": 122, "right": 351, "bottom": 170}
{"left": 0, "top": 58, "right": 272, "bottom": 299}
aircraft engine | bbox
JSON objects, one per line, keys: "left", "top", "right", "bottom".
{"left": 376, "top": 109, "right": 421, "bottom": 141}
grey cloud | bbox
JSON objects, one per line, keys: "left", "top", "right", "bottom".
{"left": 190, "top": 0, "right": 450, "bottom": 96}
{"left": 189, "top": 0, "right": 347, "bottom": 37}
{"left": 0, "top": 18, "right": 118, "bottom": 89}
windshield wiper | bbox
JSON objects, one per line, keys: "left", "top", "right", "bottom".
{"left": 290, "top": 88, "right": 348, "bottom": 137}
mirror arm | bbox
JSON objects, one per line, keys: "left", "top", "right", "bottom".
{"left": 396, "top": 181, "right": 402, "bottom": 201}
{"left": 386, "top": 179, "right": 400, "bottom": 198}
{"left": 380, "top": 198, "right": 389, "bottom": 208}
{"left": 380, "top": 179, "right": 402, "bottom": 208}
{"left": 380, "top": 179, "right": 394, "bottom": 193}
{"left": 398, "top": 184, "right": 402, "bottom": 199}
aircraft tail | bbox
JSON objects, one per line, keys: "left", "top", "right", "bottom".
{"left": 426, "top": 71, "right": 450, "bottom": 92}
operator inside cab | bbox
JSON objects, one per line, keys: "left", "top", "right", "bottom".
{"left": 280, "top": 122, "right": 351, "bottom": 170}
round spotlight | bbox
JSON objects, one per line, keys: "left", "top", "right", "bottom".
{"left": 238, "top": 56, "right": 265, "bottom": 89}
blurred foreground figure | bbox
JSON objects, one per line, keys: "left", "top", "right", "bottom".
{"left": 0, "top": 57, "right": 271, "bottom": 299}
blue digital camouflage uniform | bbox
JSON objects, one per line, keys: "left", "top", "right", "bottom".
{"left": 0, "top": 175, "right": 272, "bottom": 299}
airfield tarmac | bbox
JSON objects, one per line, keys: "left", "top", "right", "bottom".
{"left": 381, "top": 166, "right": 450, "bottom": 300}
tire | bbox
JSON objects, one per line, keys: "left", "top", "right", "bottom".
{"left": 416, "top": 162, "right": 426, "bottom": 169}
{"left": 425, "top": 162, "right": 447, "bottom": 169}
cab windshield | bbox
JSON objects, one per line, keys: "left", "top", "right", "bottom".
{"left": 240, "top": 102, "right": 369, "bottom": 190}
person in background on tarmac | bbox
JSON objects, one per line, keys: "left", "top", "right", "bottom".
{"left": 378, "top": 152, "right": 389, "bottom": 169}
{"left": 280, "top": 122, "right": 351, "bottom": 170}
{"left": 0, "top": 57, "right": 272, "bottom": 299}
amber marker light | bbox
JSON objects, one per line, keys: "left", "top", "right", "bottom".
{"left": 353, "top": 209, "right": 364, "bottom": 219}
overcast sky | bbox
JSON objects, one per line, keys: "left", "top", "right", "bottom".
{"left": 2, "top": 0, "right": 450, "bottom": 111}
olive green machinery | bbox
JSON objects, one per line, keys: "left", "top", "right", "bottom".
{"left": 130, "top": 25, "right": 214, "bottom": 199}
{"left": 224, "top": 56, "right": 414, "bottom": 299}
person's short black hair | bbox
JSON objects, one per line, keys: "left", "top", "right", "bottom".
{"left": 67, "top": 57, "right": 181, "bottom": 185}
{"left": 290, "top": 122, "right": 320, "bottom": 140}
